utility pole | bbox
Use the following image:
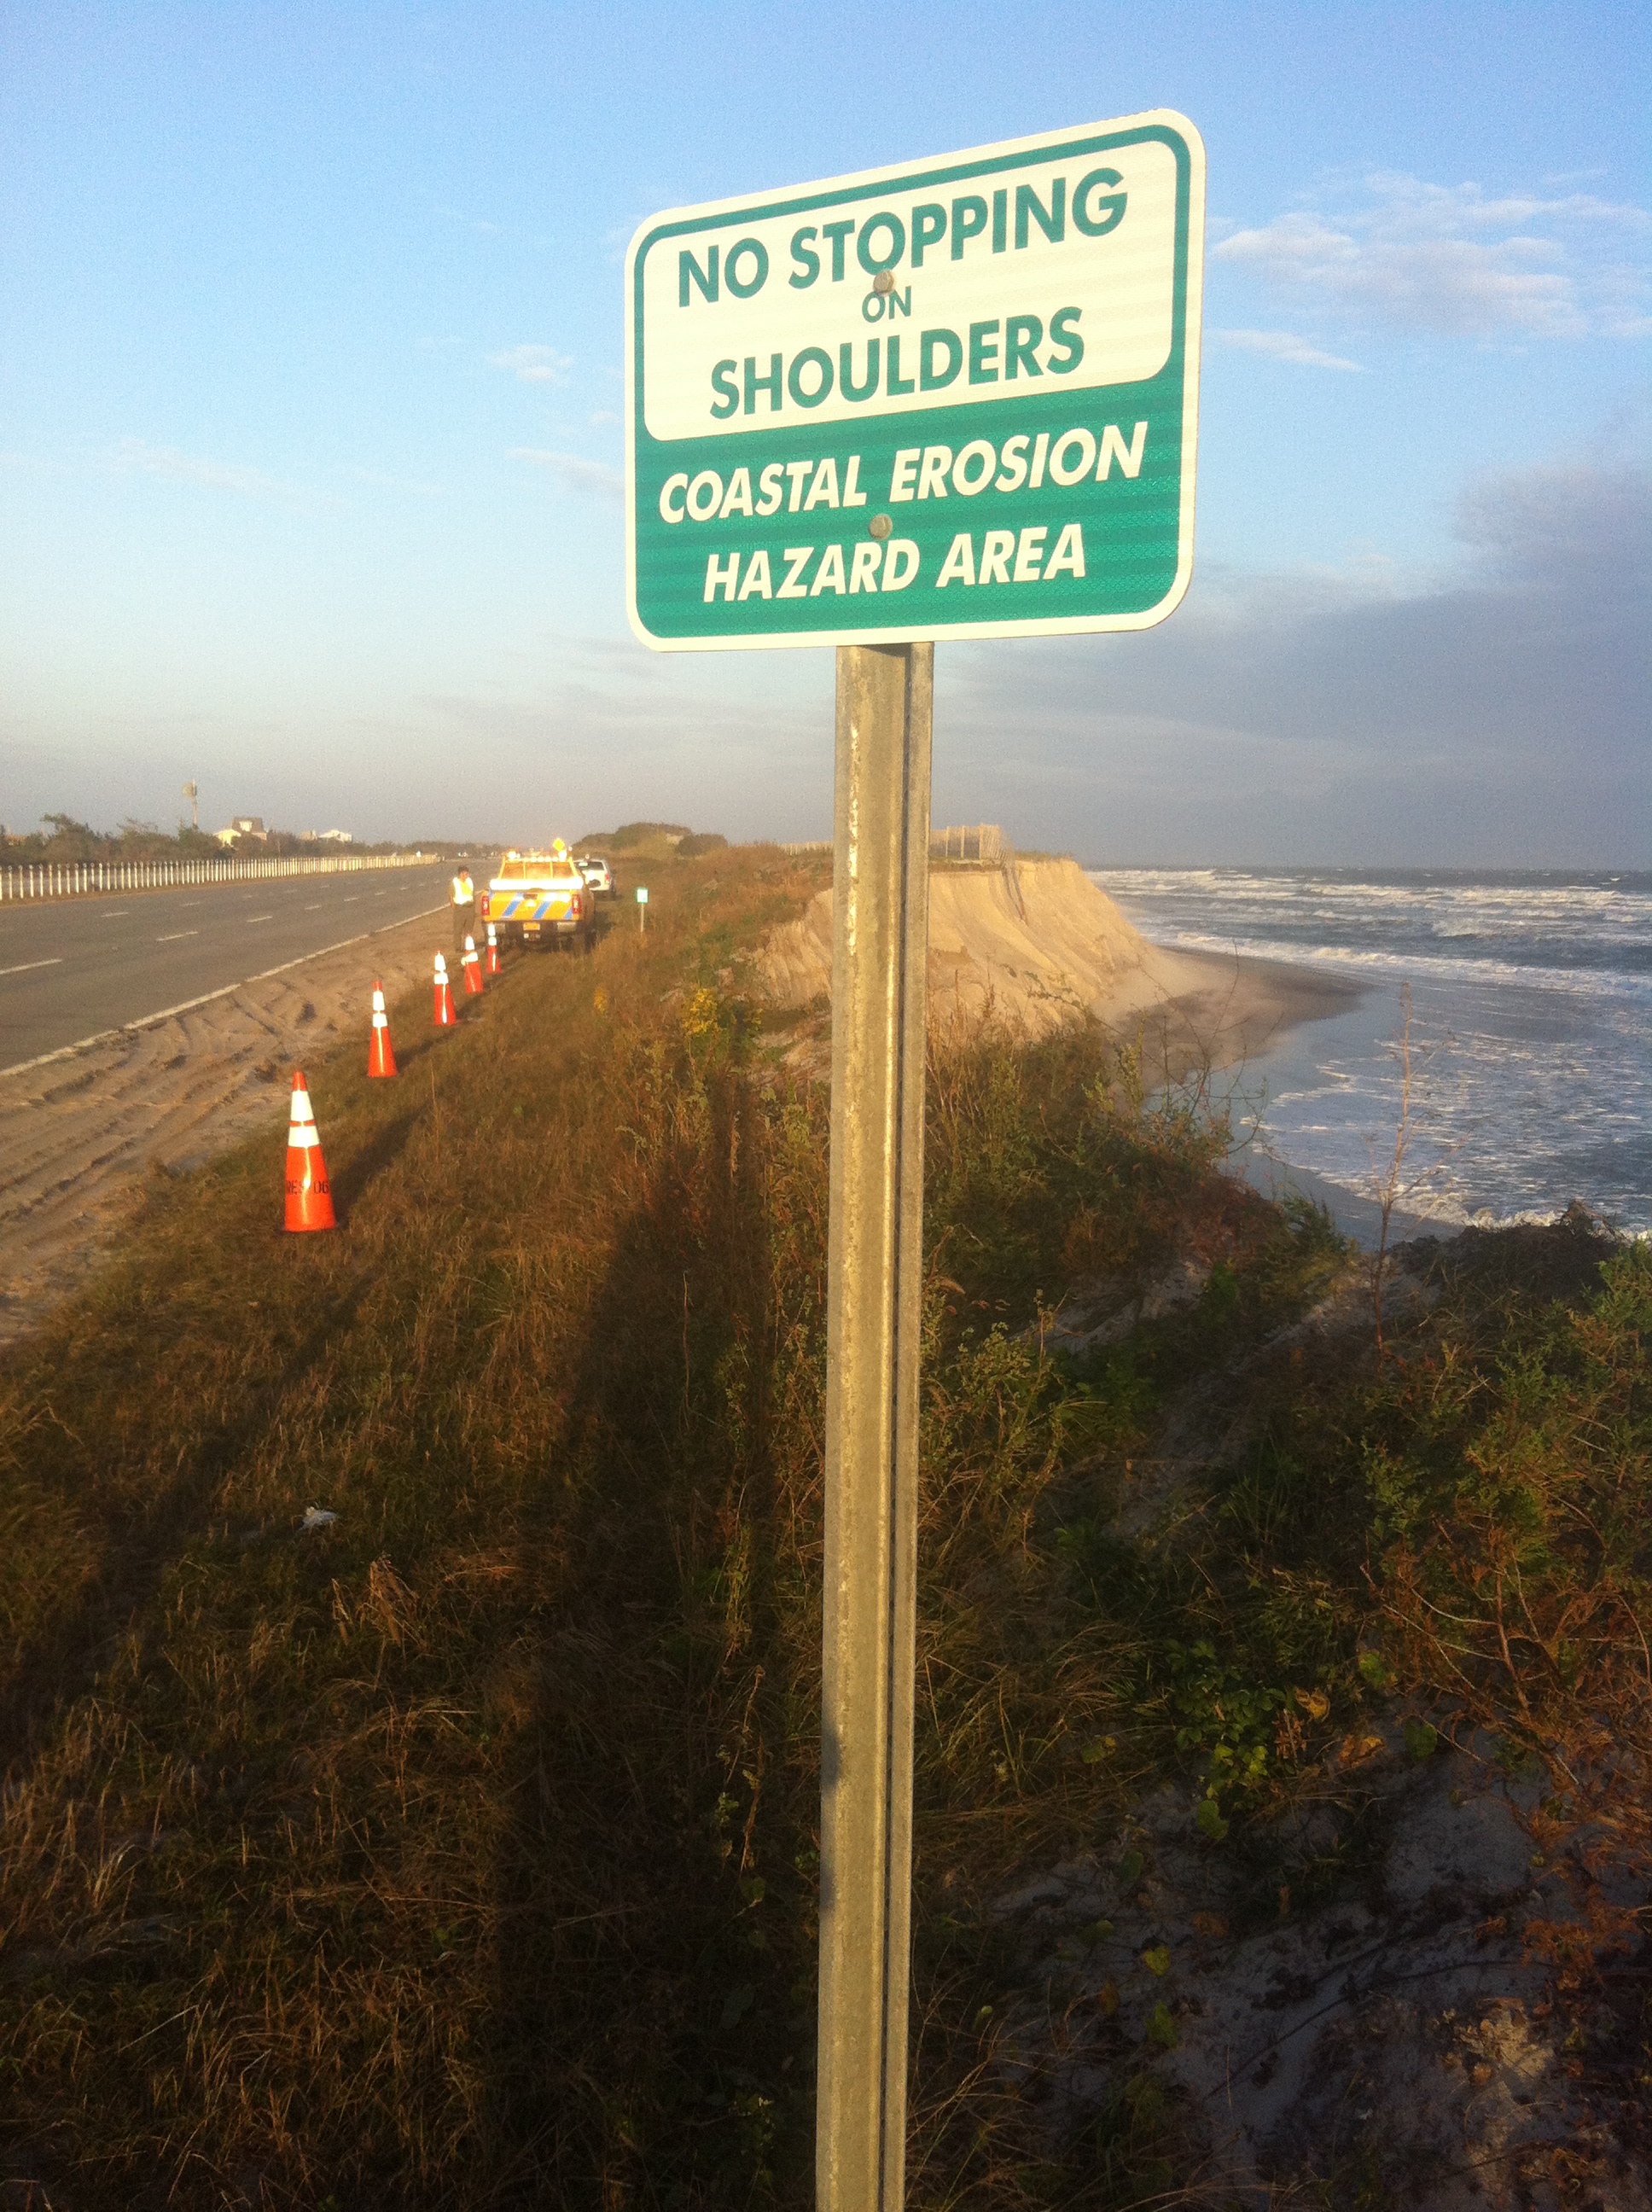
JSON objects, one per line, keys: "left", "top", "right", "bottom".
{"left": 817, "top": 640, "right": 932, "bottom": 2212}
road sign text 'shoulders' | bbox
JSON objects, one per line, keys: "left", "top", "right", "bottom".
{"left": 625, "top": 112, "right": 1204, "bottom": 649}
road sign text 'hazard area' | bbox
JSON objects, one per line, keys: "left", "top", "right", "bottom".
{"left": 625, "top": 112, "right": 1204, "bottom": 650}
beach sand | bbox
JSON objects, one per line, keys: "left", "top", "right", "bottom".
{"left": 756, "top": 856, "right": 1357, "bottom": 1069}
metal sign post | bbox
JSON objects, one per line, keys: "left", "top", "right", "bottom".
{"left": 817, "top": 641, "right": 931, "bottom": 2211}
{"left": 636, "top": 884, "right": 649, "bottom": 933}
{"left": 622, "top": 113, "right": 1203, "bottom": 2211}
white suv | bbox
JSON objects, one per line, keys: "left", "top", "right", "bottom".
{"left": 578, "top": 854, "right": 616, "bottom": 899}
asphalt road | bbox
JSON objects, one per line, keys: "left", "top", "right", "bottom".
{"left": 0, "top": 865, "right": 455, "bottom": 1073}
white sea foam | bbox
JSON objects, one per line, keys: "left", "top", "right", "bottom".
{"left": 1090, "top": 867, "right": 1651, "bottom": 1240}
{"left": 1138, "top": 930, "right": 1652, "bottom": 1001}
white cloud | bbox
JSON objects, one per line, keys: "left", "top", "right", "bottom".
{"left": 109, "top": 438, "right": 309, "bottom": 502}
{"left": 1214, "top": 173, "right": 1651, "bottom": 341}
{"left": 509, "top": 448, "right": 623, "bottom": 503}
{"left": 589, "top": 409, "right": 619, "bottom": 427}
{"left": 489, "top": 343, "right": 574, "bottom": 385}
{"left": 1213, "top": 329, "right": 1364, "bottom": 371}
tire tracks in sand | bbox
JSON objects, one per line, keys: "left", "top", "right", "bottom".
{"left": 0, "top": 915, "right": 448, "bottom": 1347}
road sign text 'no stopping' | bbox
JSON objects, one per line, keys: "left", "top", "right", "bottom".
{"left": 625, "top": 111, "right": 1205, "bottom": 649}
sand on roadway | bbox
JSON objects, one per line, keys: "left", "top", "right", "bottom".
{"left": 0, "top": 914, "right": 456, "bottom": 1347}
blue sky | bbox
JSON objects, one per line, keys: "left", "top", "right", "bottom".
{"left": 2, "top": 1, "right": 1648, "bottom": 861}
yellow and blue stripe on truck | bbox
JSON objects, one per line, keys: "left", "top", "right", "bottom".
{"left": 494, "top": 893, "right": 572, "bottom": 920}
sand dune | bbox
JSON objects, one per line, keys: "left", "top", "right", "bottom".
{"left": 757, "top": 856, "right": 1353, "bottom": 1062}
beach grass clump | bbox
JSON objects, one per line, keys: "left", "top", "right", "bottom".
{"left": 0, "top": 847, "right": 1643, "bottom": 2207}
{"left": 1361, "top": 1232, "right": 1652, "bottom": 1906}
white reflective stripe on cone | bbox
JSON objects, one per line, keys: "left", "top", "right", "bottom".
{"left": 287, "top": 1125, "right": 321, "bottom": 1149}
{"left": 290, "top": 1089, "right": 316, "bottom": 1121}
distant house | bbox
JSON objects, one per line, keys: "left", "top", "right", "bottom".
{"left": 214, "top": 816, "right": 267, "bottom": 847}
{"left": 318, "top": 828, "right": 354, "bottom": 844}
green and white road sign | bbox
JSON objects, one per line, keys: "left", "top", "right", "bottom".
{"left": 625, "top": 111, "right": 1204, "bottom": 652}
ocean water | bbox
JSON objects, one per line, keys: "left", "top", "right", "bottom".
{"left": 1088, "top": 869, "right": 1652, "bottom": 1243}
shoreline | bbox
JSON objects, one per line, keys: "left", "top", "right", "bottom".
{"left": 1132, "top": 942, "right": 1419, "bottom": 1247}
{"left": 1131, "top": 946, "right": 1409, "bottom": 1245}
{"left": 1091, "top": 866, "right": 1651, "bottom": 1248}
{"left": 1134, "top": 942, "right": 1362, "bottom": 1078}
{"left": 1229, "top": 1148, "right": 1434, "bottom": 1249}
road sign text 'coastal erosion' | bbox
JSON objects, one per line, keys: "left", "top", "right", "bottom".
{"left": 625, "top": 111, "right": 1204, "bottom": 649}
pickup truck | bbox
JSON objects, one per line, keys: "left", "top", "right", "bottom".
{"left": 481, "top": 851, "right": 596, "bottom": 952}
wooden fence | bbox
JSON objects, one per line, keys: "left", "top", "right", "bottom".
{"left": 929, "top": 824, "right": 1003, "bottom": 862}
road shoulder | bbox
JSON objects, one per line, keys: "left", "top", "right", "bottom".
{"left": 0, "top": 912, "right": 454, "bottom": 1347}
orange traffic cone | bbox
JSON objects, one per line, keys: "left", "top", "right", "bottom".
{"left": 368, "top": 980, "right": 397, "bottom": 1077}
{"left": 433, "top": 952, "right": 457, "bottom": 1027}
{"left": 462, "top": 933, "right": 484, "bottom": 996}
{"left": 284, "top": 1072, "right": 336, "bottom": 1232}
{"left": 485, "top": 921, "right": 501, "bottom": 976}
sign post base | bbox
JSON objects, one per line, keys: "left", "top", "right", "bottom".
{"left": 817, "top": 641, "right": 933, "bottom": 2211}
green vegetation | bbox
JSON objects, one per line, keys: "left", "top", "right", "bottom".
{"left": 2, "top": 812, "right": 229, "bottom": 862}
{"left": 573, "top": 824, "right": 731, "bottom": 860}
{"left": 1, "top": 847, "right": 1645, "bottom": 2206}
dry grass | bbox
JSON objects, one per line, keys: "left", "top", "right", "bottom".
{"left": 2, "top": 848, "right": 1643, "bottom": 2209}
{"left": 0, "top": 849, "right": 832, "bottom": 2207}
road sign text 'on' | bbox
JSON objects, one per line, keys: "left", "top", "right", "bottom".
{"left": 625, "top": 111, "right": 1204, "bottom": 652}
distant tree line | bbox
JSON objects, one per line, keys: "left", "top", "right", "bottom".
{"left": 1, "top": 814, "right": 732, "bottom": 864}
{"left": 0, "top": 813, "right": 474, "bottom": 862}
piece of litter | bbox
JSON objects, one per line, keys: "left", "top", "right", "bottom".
{"left": 300, "top": 1506, "right": 337, "bottom": 1531}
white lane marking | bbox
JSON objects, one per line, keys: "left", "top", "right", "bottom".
{"left": 101, "top": 909, "right": 130, "bottom": 918}
{"left": 342, "top": 896, "right": 359, "bottom": 903}
{"left": 157, "top": 930, "right": 198, "bottom": 942}
{"left": 247, "top": 912, "right": 275, "bottom": 922}
{"left": 305, "top": 903, "right": 322, "bottom": 911}
{"left": 1, "top": 904, "right": 449, "bottom": 1078}
{"left": 0, "top": 957, "right": 64, "bottom": 978}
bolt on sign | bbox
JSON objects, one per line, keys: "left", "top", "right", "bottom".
{"left": 625, "top": 111, "right": 1204, "bottom": 649}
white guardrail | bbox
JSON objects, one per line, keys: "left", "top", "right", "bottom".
{"left": 1, "top": 851, "right": 438, "bottom": 902}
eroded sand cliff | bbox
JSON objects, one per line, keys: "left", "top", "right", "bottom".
{"left": 758, "top": 856, "right": 1352, "bottom": 1063}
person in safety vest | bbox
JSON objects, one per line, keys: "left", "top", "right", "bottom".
{"left": 450, "top": 864, "right": 475, "bottom": 958}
